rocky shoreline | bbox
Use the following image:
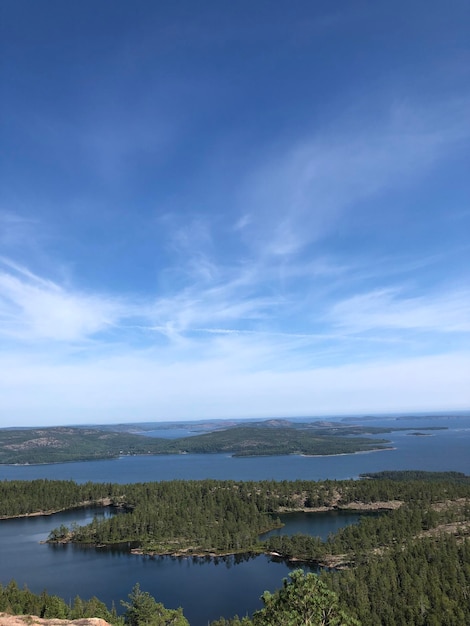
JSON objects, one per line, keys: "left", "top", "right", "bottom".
{"left": 0, "top": 615, "right": 111, "bottom": 626}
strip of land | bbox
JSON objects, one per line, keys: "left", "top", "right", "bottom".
{"left": 0, "top": 422, "right": 445, "bottom": 464}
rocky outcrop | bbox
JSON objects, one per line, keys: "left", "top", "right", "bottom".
{"left": 0, "top": 614, "right": 112, "bottom": 626}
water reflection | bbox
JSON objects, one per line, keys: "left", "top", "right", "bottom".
{"left": 0, "top": 507, "right": 324, "bottom": 626}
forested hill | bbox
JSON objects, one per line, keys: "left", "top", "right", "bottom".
{"left": 156, "top": 424, "right": 392, "bottom": 456}
{"left": 0, "top": 427, "right": 167, "bottom": 464}
{"left": 0, "top": 421, "right": 441, "bottom": 464}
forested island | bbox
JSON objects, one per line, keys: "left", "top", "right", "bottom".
{"left": 0, "top": 421, "right": 445, "bottom": 464}
{"left": 1, "top": 472, "right": 469, "bottom": 624}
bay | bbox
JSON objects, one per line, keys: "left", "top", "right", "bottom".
{"left": 0, "top": 415, "right": 469, "bottom": 484}
{"left": 0, "top": 414, "right": 469, "bottom": 624}
{"left": 261, "top": 510, "right": 379, "bottom": 541}
{"left": 0, "top": 507, "right": 328, "bottom": 625}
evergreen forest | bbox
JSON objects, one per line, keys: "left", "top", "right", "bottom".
{"left": 0, "top": 472, "right": 469, "bottom": 624}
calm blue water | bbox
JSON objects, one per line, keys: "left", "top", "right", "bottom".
{"left": 261, "top": 510, "right": 379, "bottom": 541}
{"left": 1, "top": 415, "right": 468, "bottom": 483}
{"left": 0, "top": 507, "right": 325, "bottom": 625}
{"left": 0, "top": 414, "right": 469, "bottom": 624}
{"left": 139, "top": 428, "right": 202, "bottom": 439}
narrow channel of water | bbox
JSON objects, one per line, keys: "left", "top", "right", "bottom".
{"left": 0, "top": 507, "right": 370, "bottom": 625}
{"left": 261, "top": 510, "right": 379, "bottom": 541}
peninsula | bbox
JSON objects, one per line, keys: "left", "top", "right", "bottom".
{"left": 0, "top": 421, "right": 444, "bottom": 465}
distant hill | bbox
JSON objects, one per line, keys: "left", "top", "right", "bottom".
{"left": 0, "top": 422, "right": 396, "bottom": 464}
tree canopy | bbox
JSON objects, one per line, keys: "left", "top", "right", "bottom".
{"left": 121, "top": 583, "right": 188, "bottom": 626}
{"left": 252, "top": 570, "right": 359, "bottom": 626}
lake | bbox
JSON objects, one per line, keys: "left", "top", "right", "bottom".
{"left": 261, "top": 510, "right": 379, "bottom": 541}
{"left": 0, "top": 506, "right": 356, "bottom": 625}
{"left": 0, "top": 414, "right": 469, "bottom": 624}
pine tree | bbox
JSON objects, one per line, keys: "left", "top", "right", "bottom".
{"left": 121, "top": 583, "right": 188, "bottom": 626}
{"left": 252, "top": 570, "right": 359, "bottom": 626}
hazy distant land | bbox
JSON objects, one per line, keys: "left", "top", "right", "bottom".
{"left": 0, "top": 419, "right": 446, "bottom": 465}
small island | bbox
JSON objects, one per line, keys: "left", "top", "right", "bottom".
{"left": 407, "top": 431, "right": 432, "bottom": 436}
{"left": 0, "top": 472, "right": 457, "bottom": 566}
{"left": 1, "top": 471, "right": 470, "bottom": 626}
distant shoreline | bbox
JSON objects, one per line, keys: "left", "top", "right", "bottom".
{"left": 299, "top": 446, "right": 396, "bottom": 458}
{"left": 0, "top": 445, "right": 396, "bottom": 467}
{"left": 0, "top": 498, "right": 112, "bottom": 521}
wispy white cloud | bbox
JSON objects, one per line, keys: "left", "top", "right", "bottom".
{"left": 2, "top": 3, "right": 469, "bottom": 428}
{"left": 0, "top": 253, "right": 282, "bottom": 347}
{"left": 0, "top": 247, "right": 469, "bottom": 426}
{"left": 0, "top": 258, "right": 126, "bottom": 342}
{"left": 330, "top": 288, "right": 470, "bottom": 334}
{"left": 233, "top": 213, "right": 252, "bottom": 231}
{"left": 149, "top": 280, "right": 280, "bottom": 339}
{"left": 0, "top": 211, "right": 41, "bottom": 251}
{"left": 238, "top": 97, "right": 470, "bottom": 259}
{"left": 164, "top": 215, "right": 220, "bottom": 284}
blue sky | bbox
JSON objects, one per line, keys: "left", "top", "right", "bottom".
{"left": 1, "top": 1, "right": 469, "bottom": 426}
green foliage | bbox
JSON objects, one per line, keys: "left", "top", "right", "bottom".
{"left": 0, "top": 423, "right": 397, "bottom": 464}
{"left": 1, "top": 474, "right": 470, "bottom": 625}
{"left": 121, "top": 583, "right": 188, "bottom": 626}
{"left": 158, "top": 426, "right": 391, "bottom": 457}
{"left": 0, "top": 479, "right": 119, "bottom": 517}
{"left": 2, "top": 475, "right": 468, "bottom": 561}
{"left": 57, "top": 480, "right": 279, "bottom": 554}
{"left": 324, "top": 535, "right": 470, "bottom": 625}
{"left": 209, "top": 617, "right": 253, "bottom": 625}
{"left": 252, "top": 570, "right": 359, "bottom": 626}
{"left": 0, "top": 427, "right": 174, "bottom": 464}
{"left": 0, "top": 580, "right": 122, "bottom": 624}
{"left": 360, "top": 470, "right": 470, "bottom": 484}
{"left": 0, "top": 581, "right": 189, "bottom": 626}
